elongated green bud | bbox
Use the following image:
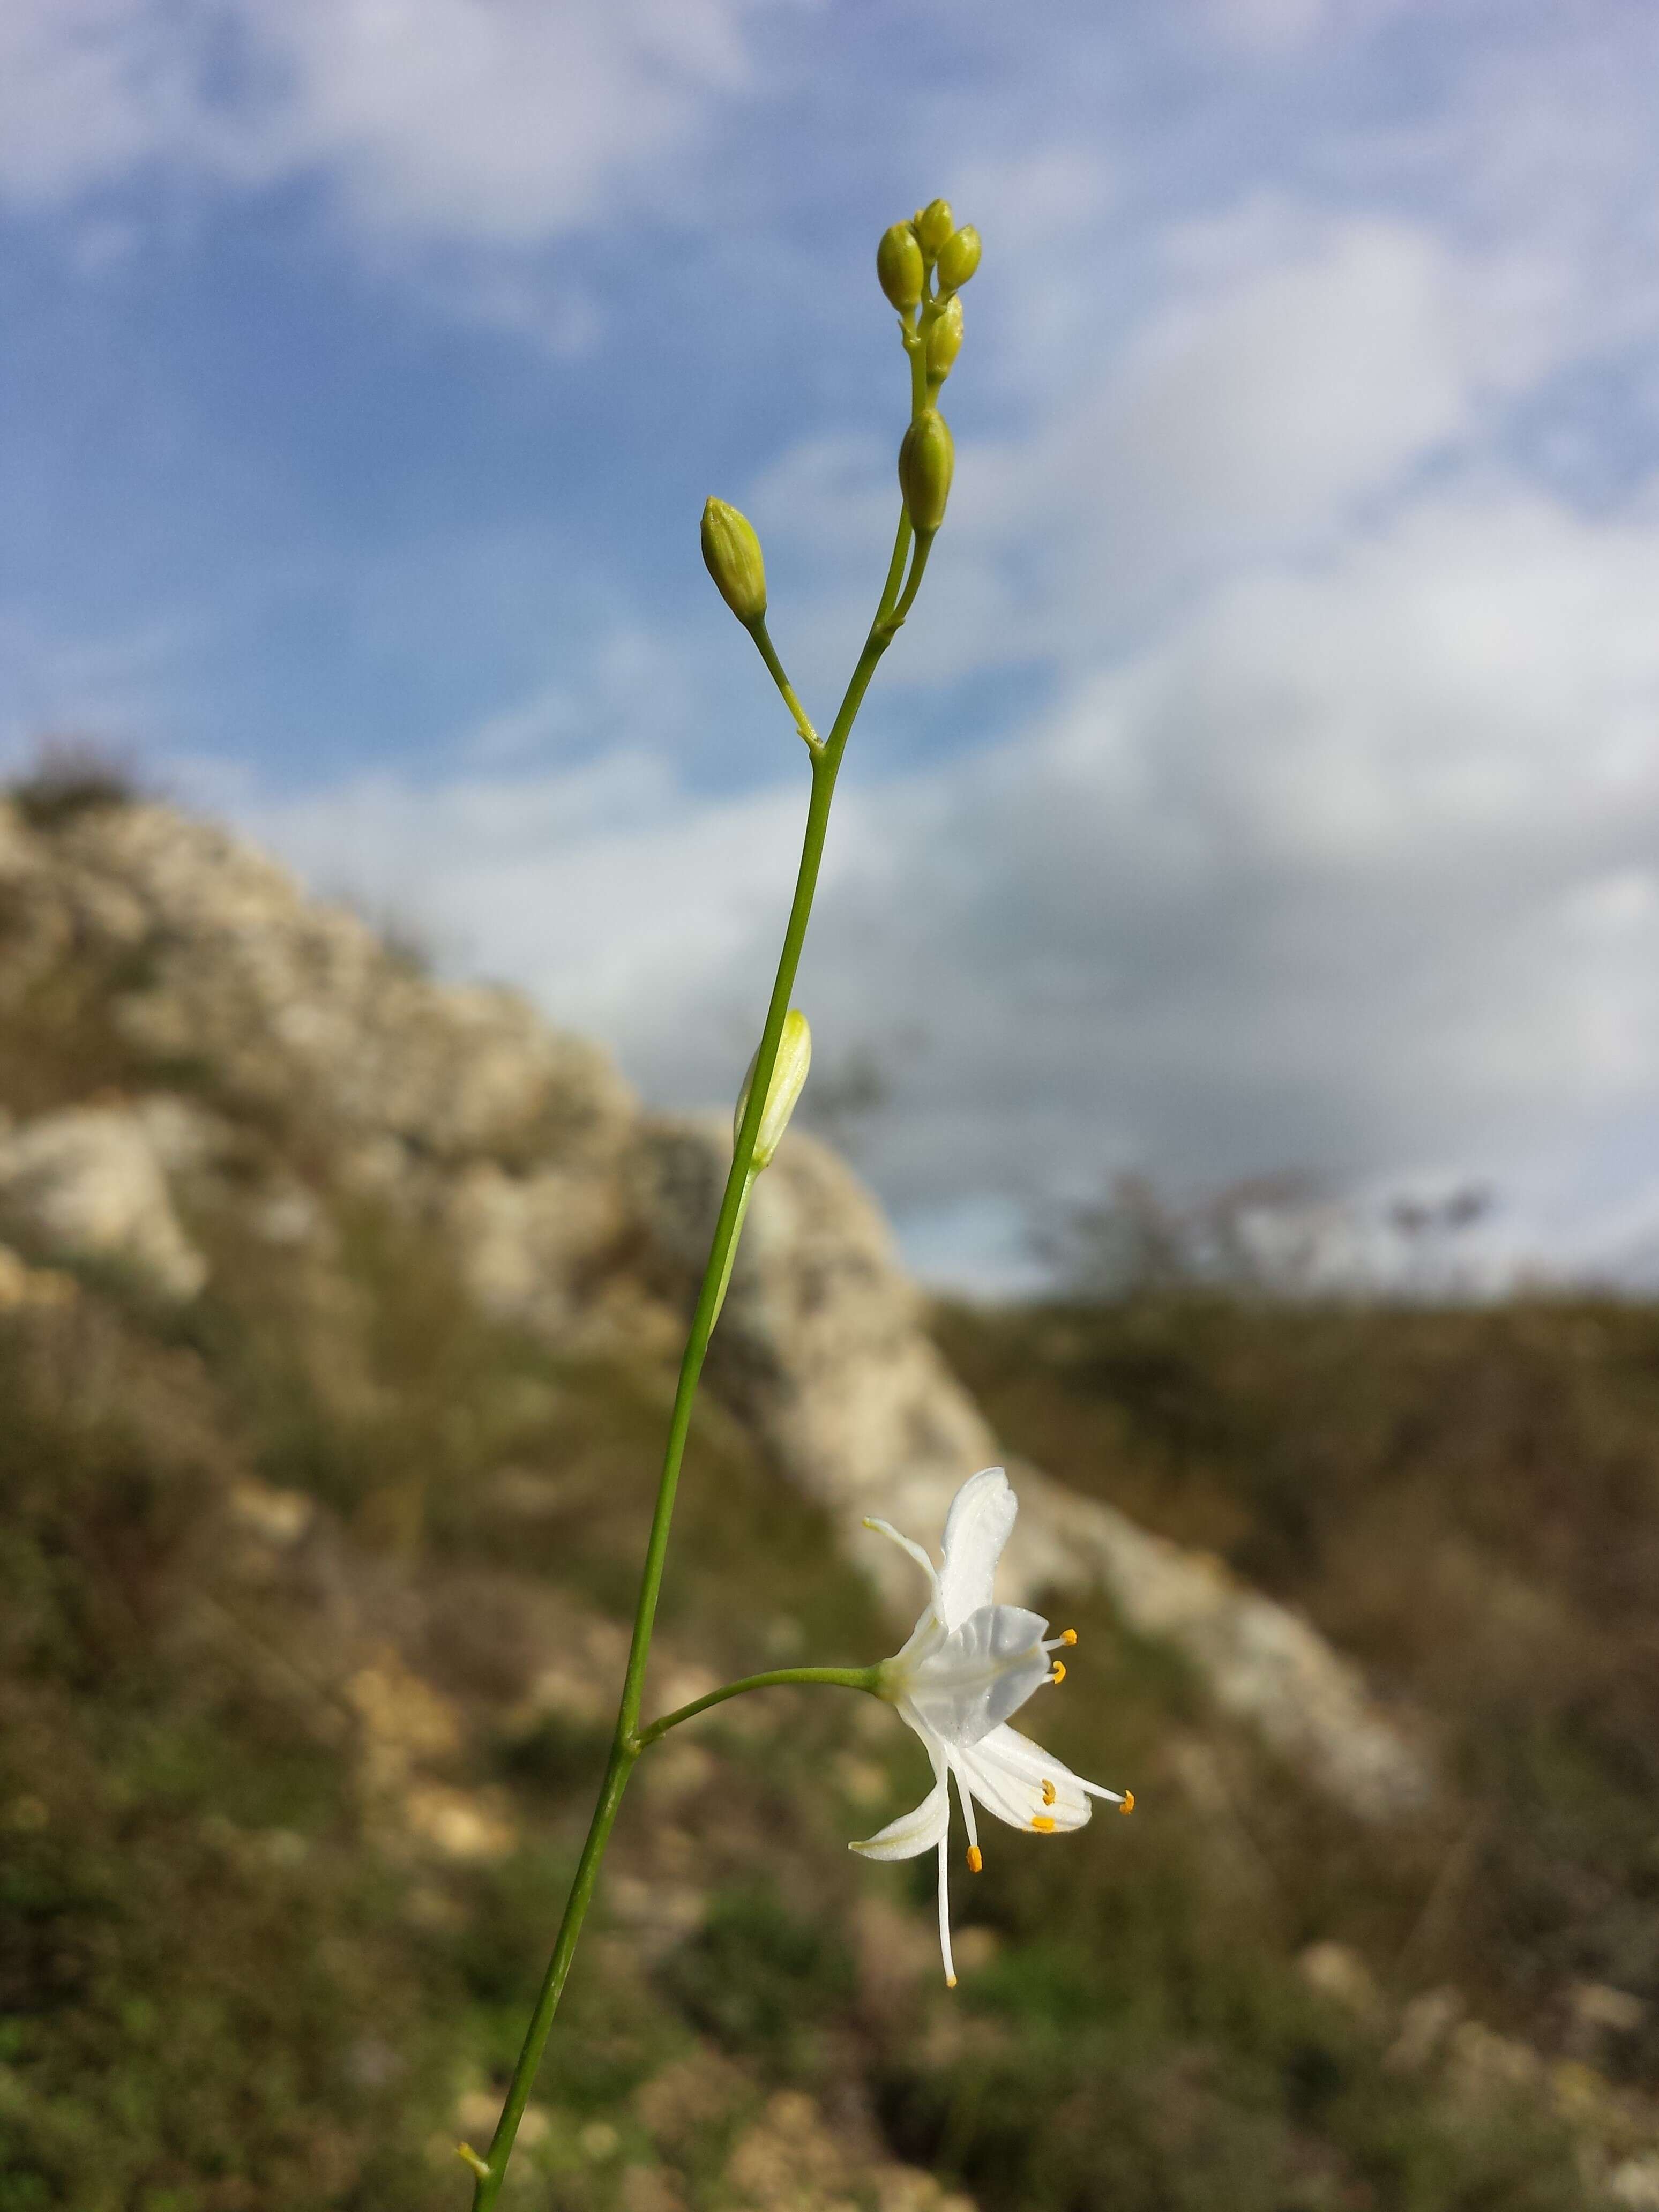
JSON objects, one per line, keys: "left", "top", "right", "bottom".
{"left": 877, "top": 222, "right": 924, "bottom": 310}
{"left": 926, "top": 294, "right": 963, "bottom": 382}
{"left": 936, "top": 225, "right": 981, "bottom": 292}
{"left": 898, "top": 409, "right": 954, "bottom": 535}
{"left": 700, "top": 498, "right": 766, "bottom": 625}
{"left": 915, "top": 198, "right": 955, "bottom": 255}
{"left": 734, "top": 1008, "right": 812, "bottom": 1170}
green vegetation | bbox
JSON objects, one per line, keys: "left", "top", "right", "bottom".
{"left": 938, "top": 1294, "right": 1659, "bottom": 2065}
{"left": 0, "top": 869, "right": 1650, "bottom": 2204}
{"left": 7, "top": 742, "right": 141, "bottom": 834}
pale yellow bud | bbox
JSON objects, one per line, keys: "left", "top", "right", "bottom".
{"left": 734, "top": 1008, "right": 812, "bottom": 1169}
{"left": 898, "top": 408, "right": 954, "bottom": 535}
{"left": 700, "top": 497, "right": 767, "bottom": 625}
{"left": 926, "top": 294, "right": 963, "bottom": 381}
{"left": 915, "top": 198, "right": 955, "bottom": 255}
{"left": 936, "top": 225, "right": 981, "bottom": 291}
{"left": 877, "top": 222, "right": 925, "bottom": 311}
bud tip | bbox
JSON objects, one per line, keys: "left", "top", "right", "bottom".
{"left": 916, "top": 198, "right": 955, "bottom": 255}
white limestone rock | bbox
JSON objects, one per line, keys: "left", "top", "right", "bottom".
{"left": 0, "top": 1101, "right": 208, "bottom": 1301}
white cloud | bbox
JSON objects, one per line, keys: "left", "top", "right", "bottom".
{"left": 0, "top": 0, "right": 763, "bottom": 243}
{"left": 1195, "top": 0, "right": 1414, "bottom": 60}
{"left": 1079, "top": 214, "right": 1469, "bottom": 554}
{"left": 246, "top": 748, "right": 814, "bottom": 1060}
{"left": 242, "top": 475, "right": 1659, "bottom": 1287}
{"left": 254, "top": 0, "right": 756, "bottom": 244}
{"left": 0, "top": 0, "right": 216, "bottom": 204}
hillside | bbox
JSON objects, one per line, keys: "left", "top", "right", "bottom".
{"left": 0, "top": 774, "right": 1653, "bottom": 2211}
{"left": 938, "top": 1297, "right": 1659, "bottom": 2057}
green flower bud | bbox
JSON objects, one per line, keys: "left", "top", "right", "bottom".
{"left": 898, "top": 408, "right": 954, "bottom": 535}
{"left": 926, "top": 294, "right": 963, "bottom": 381}
{"left": 735, "top": 1008, "right": 812, "bottom": 1170}
{"left": 700, "top": 497, "right": 766, "bottom": 625}
{"left": 915, "top": 198, "right": 955, "bottom": 255}
{"left": 877, "top": 222, "right": 924, "bottom": 311}
{"left": 935, "top": 225, "right": 981, "bottom": 292}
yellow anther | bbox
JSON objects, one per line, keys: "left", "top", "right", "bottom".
{"left": 1031, "top": 1814, "right": 1057, "bottom": 1833}
{"left": 1050, "top": 1660, "right": 1066, "bottom": 1684}
{"left": 946, "top": 1972, "right": 958, "bottom": 1989}
{"left": 1060, "top": 1628, "right": 1078, "bottom": 1646}
{"left": 1120, "top": 1791, "right": 1135, "bottom": 1816}
{"left": 966, "top": 1845, "right": 983, "bottom": 1873}
{"left": 1041, "top": 1780, "right": 1056, "bottom": 1806}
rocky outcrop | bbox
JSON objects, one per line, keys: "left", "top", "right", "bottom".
{"left": 0, "top": 1101, "right": 207, "bottom": 1300}
{"left": 0, "top": 797, "right": 640, "bottom": 1334}
{"left": 0, "top": 795, "right": 1432, "bottom": 1821}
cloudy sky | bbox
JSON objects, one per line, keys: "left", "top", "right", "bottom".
{"left": 6, "top": 0, "right": 1659, "bottom": 1290}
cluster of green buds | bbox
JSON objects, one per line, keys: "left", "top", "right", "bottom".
{"left": 698, "top": 195, "right": 979, "bottom": 645}
{"left": 878, "top": 197, "right": 979, "bottom": 542}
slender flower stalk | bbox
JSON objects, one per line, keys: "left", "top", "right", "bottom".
{"left": 461, "top": 203, "right": 993, "bottom": 2207}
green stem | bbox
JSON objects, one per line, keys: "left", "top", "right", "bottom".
{"left": 887, "top": 533, "right": 933, "bottom": 630}
{"left": 638, "top": 1665, "right": 881, "bottom": 1749}
{"left": 461, "top": 1739, "right": 635, "bottom": 2199}
{"left": 747, "top": 616, "right": 819, "bottom": 753}
{"left": 621, "top": 565, "right": 923, "bottom": 1748}
{"left": 908, "top": 299, "right": 932, "bottom": 417}
{"left": 461, "top": 1660, "right": 883, "bottom": 2187}
{"left": 877, "top": 509, "right": 914, "bottom": 627}
{"left": 465, "top": 536, "right": 918, "bottom": 2208}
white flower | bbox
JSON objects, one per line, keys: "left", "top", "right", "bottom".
{"left": 850, "top": 1466, "right": 1131, "bottom": 1985}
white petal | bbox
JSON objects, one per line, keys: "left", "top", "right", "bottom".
{"left": 957, "top": 1723, "right": 1125, "bottom": 1835}
{"left": 885, "top": 1600, "right": 948, "bottom": 1680}
{"left": 903, "top": 1603, "right": 1053, "bottom": 1750}
{"left": 849, "top": 1755, "right": 950, "bottom": 1862}
{"left": 937, "top": 1467, "right": 1017, "bottom": 1630}
{"left": 863, "top": 1514, "right": 943, "bottom": 1610}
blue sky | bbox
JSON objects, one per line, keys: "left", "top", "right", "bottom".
{"left": 8, "top": 0, "right": 1659, "bottom": 1289}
